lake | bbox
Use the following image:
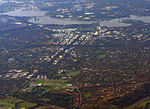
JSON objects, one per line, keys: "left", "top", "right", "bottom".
{"left": 4, "top": 8, "right": 96, "bottom": 25}
{"left": 100, "top": 15, "right": 150, "bottom": 27}
{"left": 4, "top": 8, "right": 150, "bottom": 27}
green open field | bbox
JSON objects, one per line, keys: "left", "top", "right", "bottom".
{"left": 0, "top": 97, "right": 22, "bottom": 109}
{"left": 0, "top": 37, "right": 5, "bottom": 40}
{"left": 99, "top": 43, "right": 105, "bottom": 46}
{"left": 34, "top": 79, "right": 47, "bottom": 84}
{"left": 96, "top": 54, "right": 105, "bottom": 59}
{"left": 25, "top": 54, "right": 33, "bottom": 57}
{"left": 18, "top": 101, "right": 37, "bottom": 109}
{"left": 33, "top": 79, "right": 70, "bottom": 90}
{"left": 35, "top": 105, "right": 64, "bottom": 109}
{"left": 83, "top": 93, "right": 92, "bottom": 98}
{"left": 0, "top": 97, "right": 36, "bottom": 109}
{"left": 66, "top": 70, "right": 80, "bottom": 76}
{"left": 2, "top": 33, "right": 10, "bottom": 36}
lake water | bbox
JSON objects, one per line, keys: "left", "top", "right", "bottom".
{"left": 99, "top": 18, "right": 131, "bottom": 27}
{"left": 4, "top": 8, "right": 96, "bottom": 25}
{"left": 29, "top": 16, "right": 96, "bottom": 25}
{"left": 100, "top": 15, "right": 150, "bottom": 27}
{"left": 4, "top": 8, "right": 150, "bottom": 27}
{"left": 129, "top": 15, "right": 150, "bottom": 23}
{"left": 4, "top": 8, "right": 47, "bottom": 17}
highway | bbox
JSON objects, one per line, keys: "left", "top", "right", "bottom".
{"left": 73, "top": 84, "right": 82, "bottom": 109}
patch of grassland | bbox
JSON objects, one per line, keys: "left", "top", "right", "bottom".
{"left": 96, "top": 54, "right": 105, "bottom": 59}
{"left": 83, "top": 93, "right": 92, "bottom": 98}
{"left": 0, "top": 37, "right": 5, "bottom": 40}
{"left": 34, "top": 79, "right": 47, "bottom": 84}
{"left": 32, "top": 79, "right": 69, "bottom": 90}
{"left": 35, "top": 105, "right": 64, "bottom": 109}
{"left": 3, "top": 33, "right": 10, "bottom": 36}
{"left": 18, "top": 101, "right": 37, "bottom": 109}
{"left": 66, "top": 70, "right": 80, "bottom": 76}
{"left": 0, "top": 97, "right": 22, "bottom": 109}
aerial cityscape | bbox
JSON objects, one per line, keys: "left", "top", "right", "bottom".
{"left": 0, "top": 0, "right": 150, "bottom": 109}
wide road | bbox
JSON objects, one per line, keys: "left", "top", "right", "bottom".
{"left": 73, "top": 84, "right": 82, "bottom": 109}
